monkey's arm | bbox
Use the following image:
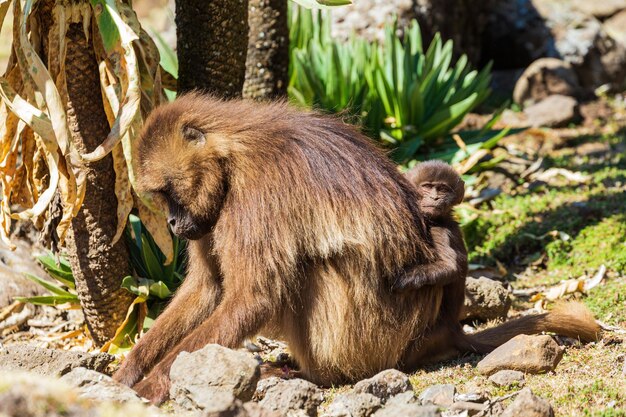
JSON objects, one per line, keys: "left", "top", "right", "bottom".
{"left": 393, "top": 227, "right": 462, "bottom": 291}
{"left": 113, "top": 238, "right": 222, "bottom": 387}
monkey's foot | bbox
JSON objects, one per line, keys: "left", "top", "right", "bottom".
{"left": 133, "top": 372, "right": 171, "bottom": 405}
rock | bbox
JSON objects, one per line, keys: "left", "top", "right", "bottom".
{"left": 258, "top": 378, "right": 323, "bottom": 417}
{"left": 488, "top": 370, "right": 526, "bottom": 387}
{"left": 501, "top": 388, "right": 554, "bottom": 417}
{"left": 0, "top": 371, "right": 164, "bottom": 417}
{"left": 513, "top": 58, "right": 580, "bottom": 106}
{"left": 323, "top": 392, "right": 382, "bottom": 417}
{"left": 169, "top": 344, "right": 260, "bottom": 411}
{"left": 254, "top": 376, "right": 284, "bottom": 400}
{"left": 61, "top": 367, "right": 143, "bottom": 403}
{"left": 572, "top": 0, "right": 626, "bottom": 19}
{"left": 353, "top": 369, "right": 412, "bottom": 401}
{"left": 449, "top": 401, "right": 487, "bottom": 416}
{"left": 385, "top": 391, "right": 418, "bottom": 407}
{"left": 604, "top": 10, "right": 626, "bottom": 47}
{"left": 371, "top": 403, "right": 440, "bottom": 417}
{"left": 243, "top": 402, "right": 282, "bottom": 417}
{"left": 533, "top": 0, "right": 626, "bottom": 90}
{"left": 0, "top": 345, "right": 114, "bottom": 376}
{"left": 461, "top": 277, "right": 511, "bottom": 321}
{"left": 477, "top": 334, "right": 564, "bottom": 376}
{"left": 199, "top": 392, "right": 245, "bottom": 417}
{"left": 418, "top": 384, "right": 456, "bottom": 407}
{"left": 523, "top": 95, "right": 579, "bottom": 128}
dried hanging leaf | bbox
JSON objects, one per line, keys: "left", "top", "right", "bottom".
{"left": 583, "top": 265, "right": 606, "bottom": 292}
{"left": 82, "top": 1, "right": 140, "bottom": 162}
{"left": 111, "top": 142, "right": 133, "bottom": 244}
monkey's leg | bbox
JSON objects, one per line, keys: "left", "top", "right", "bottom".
{"left": 113, "top": 239, "right": 222, "bottom": 387}
{"left": 132, "top": 286, "right": 272, "bottom": 404}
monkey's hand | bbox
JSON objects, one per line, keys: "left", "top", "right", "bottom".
{"left": 133, "top": 368, "right": 171, "bottom": 405}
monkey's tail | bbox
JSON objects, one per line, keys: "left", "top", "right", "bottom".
{"left": 457, "top": 301, "right": 601, "bottom": 354}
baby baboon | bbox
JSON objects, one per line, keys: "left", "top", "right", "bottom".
{"left": 397, "top": 160, "right": 467, "bottom": 293}
{"left": 113, "top": 94, "right": 601, "bottom": 404}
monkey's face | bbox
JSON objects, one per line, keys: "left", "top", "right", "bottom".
{"left": 417, "top": 182, "right": 459, "bottom": 219}
{"left": 136, "top": 105, "right": 229, "bottom": 240}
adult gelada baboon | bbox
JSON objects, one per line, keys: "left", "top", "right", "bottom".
{"left": 114, "top": 94, "right": 600, "bottom": 403}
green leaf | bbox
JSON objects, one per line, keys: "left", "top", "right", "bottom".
{"left": 23, "top": 273, "right": 74, "bottom": 297}
{"left": 290, "top": 0, "right": 351, "bottom": 9}
{"left": 149, "top": 281, "right": 172, "bottom": 299}
{"left": 37, "top": 254, "right": 75, "bottom": 289}
{"left": 15, "top": 295, "right": 78, "bottom": 306}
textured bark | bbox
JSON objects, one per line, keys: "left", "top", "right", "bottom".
{"left": 175, "top": 0, "right": 249, "bottom": 96}
{"left": 62, "top": 23, "right": 133, "bottom": 345}
{"left": 415, "top": 0, "right": 504, "bottom": 65}
{"left": 243, "top": 0, "right": 289, "bottom": 100}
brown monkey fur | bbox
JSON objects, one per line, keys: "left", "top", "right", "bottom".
{"left": 113, "top": 93, "right": 601, "bottom": 404}
{"left": 396, "top": 160, "right": 467, "bottom": 292}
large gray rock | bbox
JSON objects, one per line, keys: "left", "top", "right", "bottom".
{"left": 461, "top": 277, "right": 512, "bottom": 321}
{"left": 477, "top": 334, "right": 564, "bottom": 375}
{"left": 524, "top": 95, "right": 579, "bottom": 128}
{"left": 353, "top": 369, "right": 412, "bottom": 401}
{"left": 513, "top": 58, "right": 580, "bottom": 106}
{"left": 418, "top": 384, "right": 456, "bottom": 407}
{"left": 323, "top": 392, "right": 382, "bottom": 417}
{"left": 60, "top": 367, "right": 143, "bottom": 403}
{"left": 258, "top": 378, "right": 323, "bottom": 417}
{"left": 502, "top": 388, "right": 554, "bottom": 417}
{"left": 0, "top": 345, "right": 114, "bottom": 376}
{"left": 169, "top": 344, "right": 260, "bottom": 411}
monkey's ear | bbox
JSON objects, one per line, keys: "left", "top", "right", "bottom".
{"left": 182, "top": 125, "right": 206, "bottom": 145}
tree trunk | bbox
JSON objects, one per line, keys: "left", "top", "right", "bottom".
{"left": 62, "top": 23, "right": 133, "bottom": 345}
{"left": 175, "top": 0, "right": 249, "bottom": 96}
{"left": 243, "top": 0, "right": 289, "bottom": 100}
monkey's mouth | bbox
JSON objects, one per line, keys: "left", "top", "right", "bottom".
{"left": 171, "top": 224, "right": 208, "bottom": 240}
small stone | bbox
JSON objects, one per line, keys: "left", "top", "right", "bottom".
{"left": 461, "top": 277, "right": 511, "bottom": 321}
{"left": 169, "top": 344, "right": 260, "bottom": 411}
{"left": 323, "top": 392, "right": 382, "bottom": 417}
{"left": 502, "top": 388, "right": 554, "bottom": 417}
{"left": 353, "top": 369, "right": 412, "bottom": 401}
{"left": 524, "top": 95, "right": 579, "bottom": 128}
{"left": 372, "top": 403, "right": 440, "bottom": 417}
{"left": 258, "top": 378, "right": 323, "bottom": 417}
{"left": 418, "top": 384, "right": 456, "bottom": 407}
{"left": 201, "top": 392, "right": 246, "bottom": 417}
{"left": 489, "top": 370, "right": 526, "bottom": 387}
{"left": 449, "top": 401, "right": 487, "bottom": 416}
{"left": 513, "top": 58, "right": 580, "bottom": 106}
{"left": 60, "top": 367, "right": 143, "bottom": 403}
{"left": 477, "top": 335, "right": 564, "bottom": 376}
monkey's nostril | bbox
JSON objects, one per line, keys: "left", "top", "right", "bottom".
{"left": 168, "top": 216, "right": 176, "bottom": 227}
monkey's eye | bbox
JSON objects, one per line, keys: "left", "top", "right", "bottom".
{"left": 182, "top": 125, "right": 206, "bottom": 144}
